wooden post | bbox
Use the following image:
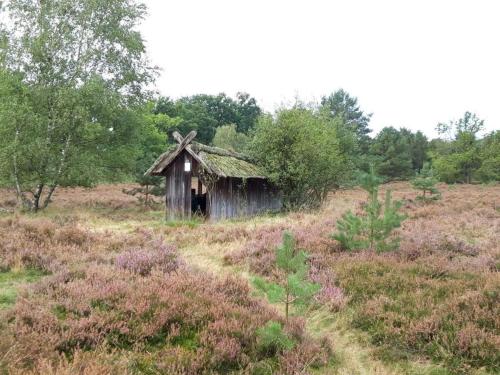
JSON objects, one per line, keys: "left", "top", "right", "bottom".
{"left": 198, "top": 178, "right": 203, "bottom": 195}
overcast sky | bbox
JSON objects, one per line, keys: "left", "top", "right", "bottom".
{"left": 140, "top": 0, "right": 500, "bottom": 137}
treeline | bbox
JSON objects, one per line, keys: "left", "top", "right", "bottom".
{"left": 0, "top": 0, "right": 498, "bottom": 212}
{"left": 136, "top": 91, "right": 499, "bottom": 208}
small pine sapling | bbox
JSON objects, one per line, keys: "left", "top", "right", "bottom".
{"left": 333, "top": 166, "right": 406, "bottom": 252}
{"left": 256, "top": 321, "right": 295, "bottom": 354}
{"left": 411, "top": 162, "right": 441, "bottom": 201}
{"left": 252, "top": 232, "right": 320, "bottom": 322}
{"left": 332, "top": 211, "right": 366, "bottom": 250}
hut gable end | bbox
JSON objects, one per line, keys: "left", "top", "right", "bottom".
{"left": 145, "top": 131, "right": 282, "bottom": 220}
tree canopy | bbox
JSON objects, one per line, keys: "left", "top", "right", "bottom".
{"left": 0, "top": 0, "right": 154, "bottom": 211}
{"left": 320, "top": 89, "right": 372, "bottom": 153}
{"left": 152, "top": 92, "right": 261, "bottom": 145}
{"left": 431, "top": 112, "right": 494, "bottom": 184}
{"left": 250, "top": 106, "right": 353, "bottom": 209}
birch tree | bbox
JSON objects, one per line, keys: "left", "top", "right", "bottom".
{"left": 0, "top": 0, "right": 155, "bottom": 211}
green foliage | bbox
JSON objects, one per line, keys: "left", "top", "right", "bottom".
{"left": 402, "top": 129, "right": 429, "bottom": 172}
{"left": 0, "top": 269, "right": 45, "bottom": 309}
{"left": 251, "top": 106, "right": 353, "bottom": 209}
{"left": 122, "top": 102, "right": 178, "bottom": 206}
{"left": 333, "top": 167, "right": 406, "bottom": 252}
{"left": 411, "top": 162, "right": 441, "bottom": 201}
{"left": 432, "top": 112, "right": 493, "bottom": 184}
{"left": 256, "top": 321, "right": 295, "bottom": 354}
{"left": 320, "top": 89, "right": 372, "bottom": 153}
{"left": 368, "top": 127, "right": 429, "bottom": 180}
{"left": 331, "top": 211, "right": 365, "bottom": 251}
{"left": 0, "top": 0, "right": 154, "bottom": 210}
{"left": 252, "top": 232, "right": 320, "bottom": 321}
{"left": 476, "top": 131, "right": 500, "bottom": 182}
{"left": 153, "top": 92, "right": 261, "bottom": 144}
{"left": 212, "top": 124, "right": 249, "bottom": 152}
{"left": 370, "top": 127, "right": 413, "bottom": 179}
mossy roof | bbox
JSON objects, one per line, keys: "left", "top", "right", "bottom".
{"left": 146, "top": 140, "right": 268, "bottom": 179}
{"left": 198, "top": 151, "right": 267, "bottom": 179}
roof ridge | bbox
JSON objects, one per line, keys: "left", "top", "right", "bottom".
{"left": 191, "top": 142, "right": 255, "bottom": 163}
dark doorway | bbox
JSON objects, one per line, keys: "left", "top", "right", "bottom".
{"left": 191, "top": 189, "right": 207, "bottom": 216}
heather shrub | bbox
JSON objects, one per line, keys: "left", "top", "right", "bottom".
{"left": 53, "top": 225, "right": 94, "bottom": 246}
{"left": 335, "top": 257, "right": 500, "bottom": 373}
{"left": 277, "top": 338, "right": 331, "bottom": 374}
{"left": 224, "top": 224, "right": 284, "bottom": 277}
{"left": 225, "top": 218, "right": 336, "bottom": 276}
{"left": 0, "top": 218, "right": 96, "bottom": 271}
{"left": 228, "top": 227, "right": 347, "bottom": 313}
{"left": 309, "top": 259, "right": 348, "bottom": 311}
{"left": 115, "top": 237, "right": 180, "bottom": 276}
{"left": 1, "top": 264, "right": 329, "bottom": 373}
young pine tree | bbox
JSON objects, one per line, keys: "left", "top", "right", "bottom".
{"left": 411, "top": 162, "right": 441, "bottom": 201}
{"left": 252, "top": 232, "right": 320, "bottom": 322}
{"left": 333, "top": 166, "right": 406, "bottom": 252}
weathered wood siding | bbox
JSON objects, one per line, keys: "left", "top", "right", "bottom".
{"left": 164, "top": 152, "right": 192, "bottom": 220}
{"left": 208, "top": 178, "right": 282, "bottom": 220}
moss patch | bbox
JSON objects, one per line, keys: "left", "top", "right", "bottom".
{"left": 0, "top": 269, "right": 45, "bottom": 309}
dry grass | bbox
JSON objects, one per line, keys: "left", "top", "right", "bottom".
{"left": 0, "top": 182, "right": 498, "bottom": 374}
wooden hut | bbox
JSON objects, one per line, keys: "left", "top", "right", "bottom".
{"left": 145, "top": 131, "right": 282, "bottom": 221}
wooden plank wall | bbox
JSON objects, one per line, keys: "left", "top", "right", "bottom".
{"left": 208, "top": 177, "right": 282, "bottom": 220}
{"left": 164, "top": 152, "right": 192, "bottom": 220}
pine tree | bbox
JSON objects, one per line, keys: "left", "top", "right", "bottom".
{"left": 333, "top": 166, "right": 406, "bottom": 252}
{"left": 256, "top": 321, "right": 295, "bottom": 354}
{"left": 411, "top": 162, "right": 441, "bottom": 201}
{"left": 252, "top": 232, "right": 320, "bottom": 322}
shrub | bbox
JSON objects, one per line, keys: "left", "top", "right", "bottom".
{"left": 309, "top": 262, "right": 348, "bottom": 311}
{"left": 335, "top": 257, "right": 500, "bottom": 373}
{"left": 1, "top": 264, "right": 328, "bottom": 373}
{"left": 250, "top": 107, "right": 353, "bottom": 209}
{"left": 115, "top": 238, "right": 180, "bottom": 276}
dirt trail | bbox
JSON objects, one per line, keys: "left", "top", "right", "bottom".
{"left": 176, "top": 237, "right": 400, "bottom": 375}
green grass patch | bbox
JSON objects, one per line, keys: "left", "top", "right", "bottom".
{"left": 0, "top": 269, "right": 45, "bottom": 309}
{"left": 163, "top": 218, "right": 203, "bottom": 229}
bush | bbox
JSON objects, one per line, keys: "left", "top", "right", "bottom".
{"left": 335, "top": 258, "right": 500, "bottom": 374}
{"left": 250, "top": 107, "right": 353, "bottom": 209}
{"left": 1, "top": 262, "right": 329, "bottom": 373}
{"left": 115, "top": 237, "right": 180, "bottom": 276}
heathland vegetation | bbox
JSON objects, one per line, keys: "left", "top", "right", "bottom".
{"left": 0, "top": 1, "right": 499, "bottom": 374}
{"left": 0, "top": 183, "right": 498, "bottom": 374}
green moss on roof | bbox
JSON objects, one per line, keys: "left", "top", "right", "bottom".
{"left": 146, "top": 140, "right": 269, "bottom": 179}
{"left": 199, "top": 151, "right": 267, "bottom": 179}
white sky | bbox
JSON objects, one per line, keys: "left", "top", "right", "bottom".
{"left": 140, "top": 0, "right": 500, "bottom": 138}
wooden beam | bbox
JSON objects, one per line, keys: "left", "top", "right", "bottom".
{"left": 152, "top": 131, "right": 197, "bottom": 174}
{"left": 172, "top": 130, "right": 197, "bottom": 145}
{"left": 172, "top": 131, "right": 214, "bottom": 174}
